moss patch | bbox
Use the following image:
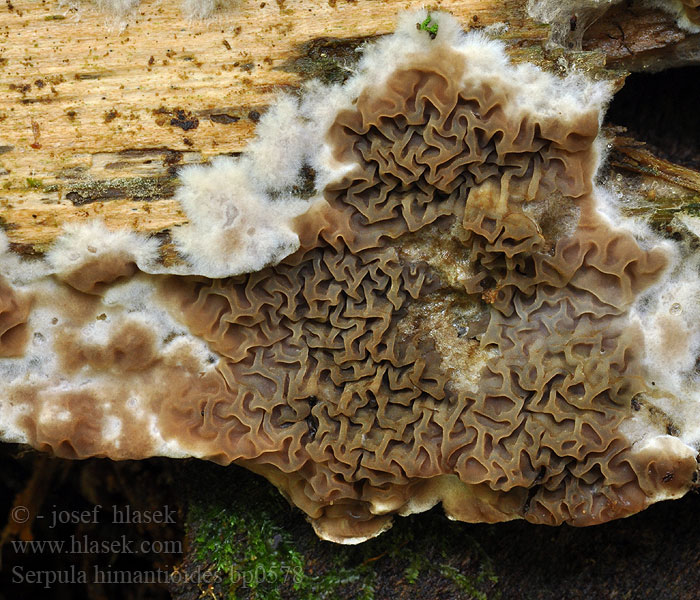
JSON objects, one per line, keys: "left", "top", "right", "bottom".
{"left": 174, "top": 462, "right": 499, "bottom": 600}
{"left": 277, "top": 37, "right": 371, "bottom": 85}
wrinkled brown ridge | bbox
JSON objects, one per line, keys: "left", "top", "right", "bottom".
{"left": 6, "top": 43, "right": 698, "bottom": 542}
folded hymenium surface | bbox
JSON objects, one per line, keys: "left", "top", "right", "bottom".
{"left": 1, "top": 11, "right": 698, "bottom": 543}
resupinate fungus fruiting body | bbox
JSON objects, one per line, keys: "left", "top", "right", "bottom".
{"left": 1, "top": 10, "right": 699, "bottom": 544}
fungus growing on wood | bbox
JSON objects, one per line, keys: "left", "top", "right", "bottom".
{"left": 1, "top": 10, "right": 699, "bottom": 543}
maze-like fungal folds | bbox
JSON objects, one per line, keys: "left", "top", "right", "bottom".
{"left": 1, "top": 11, "right": 699, "bottom": 543}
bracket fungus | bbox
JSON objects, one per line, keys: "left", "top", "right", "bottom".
{"left": 1, "top": 11, "right": 699, "bottom": 544}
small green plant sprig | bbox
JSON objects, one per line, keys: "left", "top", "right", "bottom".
{"left": 416, "top": 13, "right": 438, "bottom": 39}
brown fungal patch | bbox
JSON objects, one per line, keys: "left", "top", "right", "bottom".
{"left": 58, "top": 251, "right": 138, "bottom": 295}
{"left": 0, "top": 276, "right": 32, "bottom": 357}
{"left": 55, "top": 320, "right": 158, "bottom": 374}
{"left": 9, "top": 366, "right": 221, "bottom": 461}
{"left": 628, "top": 435, "right": 698, "bottom": 498}
{"left": 3, "top": 281, "right": 224, "bottom": 461}
{"left": 170, "top": 109, "right": 199, "bottom": 131}
{"left": 147, "top": 42, "right": 696, "bottom": 540}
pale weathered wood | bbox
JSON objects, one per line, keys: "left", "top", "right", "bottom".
{"left": 0, "top": 0, "right": 697, "bottom": 252}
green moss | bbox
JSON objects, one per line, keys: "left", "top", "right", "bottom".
{"left": 188, "top": 474, "right": 375, "bottom": 599}
{"left": 26, "top": 177, "right": 43, "bottom": 189}
{"left": 181, "top": 463, "right": 499, "bottom": 600}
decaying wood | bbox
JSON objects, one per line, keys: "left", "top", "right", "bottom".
{"left": 584, "top": 3, "right": 700, "bottom": 70}
{"left": 612, "top": 136, "right": 700, "bottom": 194}
{"left": 0, "top": 0, "right": 698, "bottom": 253}
{"left": 605, "top": 132, "right": 700, "bottom": 226}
